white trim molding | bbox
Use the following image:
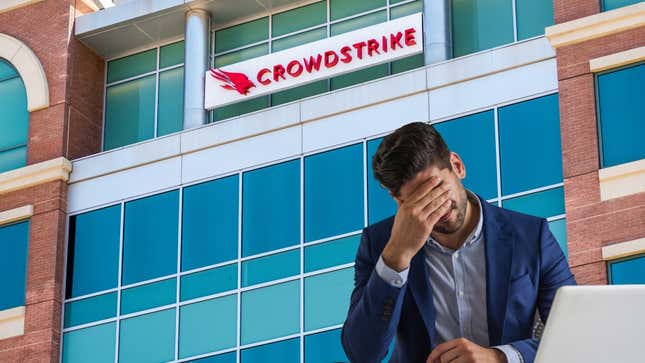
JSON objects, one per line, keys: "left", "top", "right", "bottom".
{"left": 545, "top": 2, "right": 645, "bottom": 49}
{"left": 0, "top": 157, "right": 72, "bottom": 195}
{"left": 0, "top": 32, "right": 49, "bottom": 111}
{"left": 589, "top": 46, "right": 645, "bottom": 72}
{"left": 598, "top": 158, "right": 645, "bottom": 201}
{"left": 0, "top": 205, "right": 33, "bottom": 226}
{"left": 602, "top": 237, "right": 645, "bottom": 261}
{"left": 0, "top": 0, "right": 43, "bottom": 14}
{"left": 0, "top": 306, "right": 25, "bottom": 340}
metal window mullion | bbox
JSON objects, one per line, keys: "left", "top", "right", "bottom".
{"left": 299, "top": 156, "right": 305, "bottom": 360}
{"left": 213, "top": 39, "right": 270, "bottom": 58}
{"left": 0, "top": 142, "right": 28, "bottom": 154}
{"left": 494, "top": 108, "right": 503, "bottom": 207}
{"left": 174, "top": 187, "right": 183, "bottom": 360}
{"left": 511, "top": 0, "right": 518, "bottom": 42}
{"left": 154, "top": 47, "right": 160, "bottom": 138}
{"left": 362, "top": 140, "right": 369, "bottom": 227}
{"left": 58, "top": 215, "right": 72, "bottom": 363}
{"left": 236, "top": 171, "right": 243, "bottom": 363}
{"left": 114, "top": 202, "right": 125, "bottom": 363}
{"left": 499, "top": 182, "right": 565, "bottom": 201}
{"left": 101, "top": 59, "right": 108, "bottom": 151}
{"left": 105, "top": 69, "right": 159, "bottom": 87}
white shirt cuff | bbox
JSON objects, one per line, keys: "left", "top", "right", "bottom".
{"left": 375, "top": 254, "right": 409, "bottom": 288}
{"left": 493, "top": 344, "right": 524, "bottom": 363}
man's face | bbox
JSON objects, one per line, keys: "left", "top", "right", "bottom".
{"left": 393, "top": 152, "right": 469, "bottom": 234}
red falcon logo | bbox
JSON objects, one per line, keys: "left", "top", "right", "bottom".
{"left": 209, "top": 68, "right": 256, "bottom": 95}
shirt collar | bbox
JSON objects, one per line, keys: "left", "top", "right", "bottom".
{"left": 427, "top": 189, "right": 483, "bottom": 252}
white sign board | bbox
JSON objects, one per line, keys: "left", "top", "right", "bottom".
{"left": 205, "top": 12, "right": 423, "bottom": 109}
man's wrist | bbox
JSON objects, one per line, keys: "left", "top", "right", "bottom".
{"left": 491, "top": 347, "right": 508, "bottom": 363}
{"left": 381, "top": 242, "right": 412, "bottom": 272}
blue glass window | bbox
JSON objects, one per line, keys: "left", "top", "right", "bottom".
{"left": 609, "top": 254, "right": 645, "bottom": 284}
{"left": 304, "top": 234, "right": 360, "bottom": 273}
{"left": 62, "top": 322, "right": 116, "bottom": 363}
{"left": 367, "top": 138, "right": 397, "bottom": 224}
{"left": 548, "top": 218, "right": 568, "bottom": 257}
{"left": 118, "top": 309, "right": 176, "bottom": 363}
{"left": 498, "top": 94, "right": 562, "bottom": 195}
{"left": 516, "top": 0, "right": 554, "bottom": 40}
{"left": 596, "top": 63, "right": 645, "bottom": 167}
{"left": 120, "top": 278, "right": 176, "bottom": 315}
{"left": 186, "top": 352, "right": 236, "bottom": 363}
{"left": 0, "top": 220, "right": 29, "bottom": 310}
{"left": 452, "top": 0, "right": 514, "bottom": 57}
{"left": 241, "top": 280, "right": 300, "bottom": 344}
{"left": 305, "top": 144, "right": 364, "bottom": 242}
{"left": 435, "top": 110, "right": 498, "bottom": 200}
{"left": 304, "top": 267, "right": 354, "bottom": 331}
{"left": 66, "top": 205, "right": 121, "bottom": 298}
{"left": 241, "top": 338, "right": 300, "bottom": 363}
{"left": 0, "top": 59, "right": 28, "bottom": 173}
{"left": 502, "top": 187, "right": 565, "bottom": 219}
{"left": 602, "top": 0, "right": 642, "bottom": 11}
{"left": 122, "top": 190, "right": 179, "bottom": 285}
{"left": 304, "top": 329, "right": 349, "bottom": 363}
{"left": 242, "top": 249, "right": 300, "bottom": 287}
{"left": 243, "top": 160, "right": 300, "bottom": 257}
{"left": 179, "top": 294, "right": 237, "bottom": 358}
{"left": 182, "top": 175, "right": 239, "bottom": 271}
{"left": 64, "top": 292, "right": 117, "bottom": 328}
{"left": 180, "top": 263, "right": 237, "bottom": 301}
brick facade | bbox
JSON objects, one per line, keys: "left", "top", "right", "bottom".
{"left": 0, "top": 0, "right": 103, "bottom": 361}
{"left": 553, "top": 1, "right": 645, "bottom": 285}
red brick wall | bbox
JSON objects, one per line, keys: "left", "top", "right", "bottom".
{"left": 553, "top": 9, "right": 645, "bottom": 284}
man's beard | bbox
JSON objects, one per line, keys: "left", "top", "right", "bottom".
{"left": 433, "top": 198, "right": 467, "bottom": 234}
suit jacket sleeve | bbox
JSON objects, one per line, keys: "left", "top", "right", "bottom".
{"left": 341, "top": 227, "right": 406, "bottom": 363}
{"left": 509, "top": 218, "right": 577, "bottom": 363}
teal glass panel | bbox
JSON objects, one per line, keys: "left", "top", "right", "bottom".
{"left": 122, "top": 190, "right": 179, "bottom": 285}
{"left": 272, "top": 1, "right": 327, "bottom": 37}
{"left": 242, "top": 338, "right": 300, "bottom": 363}
{"left": 215, "top": 44, "right": 269, "bottom": 67}
{"left": 434, "top": 110, "right": 498, "bottom": 200}
{"left": 182, "top": 175, "right": 239, "bottom": 271}
{"left": 452, "top": 0, "right": 514, "bottom": 57}
{"left": 215, "top": 17, "right": 269, "bottom": 53}
{"left": 502, "top": 187, "right": 565, "bottom": 219}
{"left": 330, "top": 0, "right": 386, "bottom": 20}
{"left": 213, "top": 96, "right": 269, "bottom": 121}
{"left": 242, "top": 159, "right": 300, "bottom": 257}
{"left": 602, "top": 0, "right": 642, "bottom": 11}
{"left": 272, "top": 80, "right": 328, "bottom": 106}
{"left": 180, "top": 264, "right": 237, "bottom": 301}
{"left": 609, "top": 255, "right": 645, "bottom": 284}
{"left": 62, "top": 322, "right": 116, "bottom": 363}
{"left": 241, "top": 280, "right": 300, "bottom": 344}
{"left": 391, "top": 54, "right": 424, "bottom": 74}
{"left": 0, "top": 59, "right": 18, "bottom": 80}
{"left": 273, "top": 27, "right": 327, "bottom": 52}
{"left": 242, "top": 249, "right": 300, "bottom": 287}
{"left": 66, "top": 205, "right": 121, "bottom": 298}
{"left": 330, "top": 63, "right": 389, "bottom": 90}
{"left": 107, "top": 49, "right": 157, "bottom": 84}
{"left": 516, "top": 0, "right": 553, "bottom": 40}
{"left": 0, "top": 146, "right": 27, "bottom": 174}
{"left": 498, "top": 94, "right": 562, "bottom": 195}
{"left": 160, "top": 41, "right": 185, "bottom": 68}
{"left": 179, "top": 294, "right": 237, "bottom": 358}
{"left": 304, "top": 143, "right": 364, "bottom": 242}
{"left": 390, "top": 0, "right": 423, "bottom": 19}
{"left": 64, "top": 292, "right": 117, "bottom": 328}
{"left": 330, "top": 10, "right": 387, "bottom": 36}
{"left": 103, "top": 75, "right": 156, "bottom": 150}
{"left": 119, "top": 309, "right": 175, "bottom": 363}
{"left": 0, "top": 74, "right": 28, "bottom": 150}
{"left": 187, "top": 352, "right": 236, "bottom": 363}
{"left": 120, "top": 278, "right": 176, "bottom": 315}
{"left": 0, "top": 220, "right": 29, "bottom": 310}
{"left": 304, "top": 234, "right": 360, "bottom": 273}
{"left": 157, "top": 67, "right": 184, "bottom": 136}
{"left": 305, "top": 329, "right": 348, "bottom": 363}
{"left": 305, "top": 267, "right": 354, "bottom": 331}
{"left": 548, "top": 218, "right": 568, "bottom": 257}
{"left": 597, "top": 63, "right": 645, "bottom": 167}
{"left": 367, "top": 137, "right": 397, "bottom": 224}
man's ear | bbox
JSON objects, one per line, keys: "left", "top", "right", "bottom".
{"left": 450, "top": 152, "right": 467, "bottom": 180}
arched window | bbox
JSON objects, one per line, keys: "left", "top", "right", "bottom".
{"left": 0, "top": 58, "right": 29, "bottom": 173}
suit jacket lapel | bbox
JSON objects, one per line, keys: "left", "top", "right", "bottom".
{"left": 481, "top": 198, "right": 514, "bottom": 346}
{"left": 409, "top": 250, "right": 437, "bottom": 348}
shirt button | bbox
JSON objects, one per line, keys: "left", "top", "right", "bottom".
{"left": 453, "top": 252, "right": 460, "bottom": 259}
{"left": 394, "top": 279, "right": 402, "bottom": 286}
{"left": 459, "top": 290, "right": 464, "bottom": 296}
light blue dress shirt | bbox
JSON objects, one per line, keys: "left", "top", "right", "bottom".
{"left": 375, "top": 190, "right": 524, "bottom": 363}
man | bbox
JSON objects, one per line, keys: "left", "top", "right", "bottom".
{"left": 341, "top": 122, "right": 576, "bottom": 363}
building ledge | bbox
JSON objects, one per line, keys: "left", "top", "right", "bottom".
{"left": 545, "top": 2, "right": 645, "bottom": 49}
{"left": 589, "top": 46, "right": 645, "bottom": 72}
{"left": 598, "top": 158, "right": 645, "bottom": 201}
{"left": 0, "top": 205, "right": 33, "bottom": 226}
{"left": 0, "top": 306, "right": 25, "bottom": 340}
{"left": 0, "top": 157, "right": 72, "bottom": 195}
{"left": 603, "top": 237, "right": 645, "bottom": 261}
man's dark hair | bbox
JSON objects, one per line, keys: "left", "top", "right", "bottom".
{"left": 372, "top": 122, "right": 452, "bottom": 196}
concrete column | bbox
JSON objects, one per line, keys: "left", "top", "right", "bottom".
{"left": 423, "top": 0, "right": 452, "bottom": 64}
{"left": 183, "top": 8, "right": 210, "bottom": 130}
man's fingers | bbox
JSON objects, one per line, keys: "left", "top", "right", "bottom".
{"left": 427, "top": 199, "right": 452, "bottom": 225}
{"left": 438, "top": 346, "right": 465, "bottom": 363}
{"left": 406, "top": 176, "right": 441, "bottom": 204}
{"left": 419, "top": 187, "right": 450, "bottom": 218}
{"left": 427, "top": 339, "right": 462, "bottom": 362}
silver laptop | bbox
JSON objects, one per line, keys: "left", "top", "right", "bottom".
{"left": 535, "top": 285, "right": 645, "bottom": 363}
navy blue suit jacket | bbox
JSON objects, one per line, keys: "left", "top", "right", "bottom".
{"left": 341, "top": 195, "right": 576, "bottom": 363}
